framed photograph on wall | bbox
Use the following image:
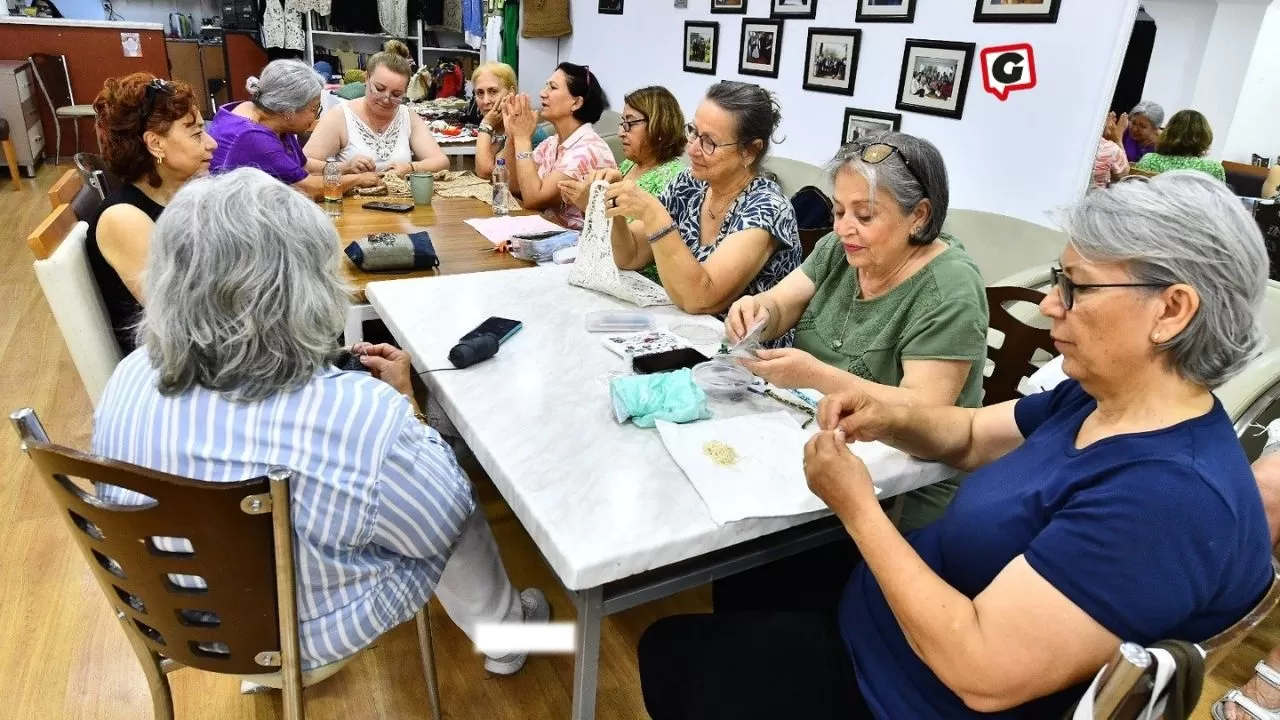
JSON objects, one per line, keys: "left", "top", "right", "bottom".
{"left": 973, "top": 0, "right": 1061, "bottom": 23}
{"left": 896, "top": 39, "right": 976, "bottom": 120}
{"left": 739, "top": 19, "right": 784, "bottom": 78}
{"left": 842, "top": 108, "right": 902, "bottom": 145}
{"left": 598, "top": 0, "right": 624, "bottom": 13}
{"left": 856, "top": 0, "right": 917, "bottom": 23}
{"left": 711, "top": 0, "right": 747, "bottom": 13}
{"left": 803, "top": 28, "right": 861, "bottom": 96}
{"left": 771, "top": 0, "right": 816, "bottom": 19}
{"left": 685, "top": 21, "right": 720, "bottom": 75}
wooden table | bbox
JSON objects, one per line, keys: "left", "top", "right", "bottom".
{"left": 333, "top": 196, "right": 534, "bottom": 341}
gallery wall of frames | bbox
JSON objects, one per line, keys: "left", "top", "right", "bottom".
{"left": 529, "top": 0, "right": 1140, "bottom": 223}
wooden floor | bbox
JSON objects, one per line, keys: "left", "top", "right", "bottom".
{"left": 0, "top": 165, "right": 1273, "bottom": 719}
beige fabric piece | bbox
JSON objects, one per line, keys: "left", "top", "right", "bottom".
{"left": 353, "top": 171, "right": 413, "bottom": 197}
{"left": 431, "top": 170, "right": 521, "bottom": 211}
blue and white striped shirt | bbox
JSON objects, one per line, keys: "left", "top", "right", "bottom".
{"left": 93, "top": 350, "right": 475, "bottom": 669}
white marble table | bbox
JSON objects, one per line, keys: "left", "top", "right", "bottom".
{"left": 366, "top": 265, "right": 955, "bottom": 720}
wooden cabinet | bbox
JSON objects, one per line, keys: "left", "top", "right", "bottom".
{"left": 165, "top": 40, "right": 229, "bottom": 117}
{"left": 0, "top": 59, "right": 43, "bottom": 177}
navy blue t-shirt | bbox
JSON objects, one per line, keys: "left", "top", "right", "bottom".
{"left": 838, "top": 380, "right": 1272, "bottom": 719}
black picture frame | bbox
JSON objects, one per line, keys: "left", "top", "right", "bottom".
{"left": 973, "top": 0, "right": 1061, "bottom": 23}
{"left": 841, "top": 107, "right": 902, "bottom": 145}
{"left": 803, "top": 27, "right": 861, "bottom": 96}
{"left": 855, "top": 0, "right": 917, "bottom": 23}
{"left": 770, "top": 0, "right": 816, "bottom": 19}
{"left": 738, "top": 18, "right": 784, "bottom": 78}
{"left": 598, "top": 0, "right": 624, "bottom": 13}
{"left": 895, "top": 39, "right": 976, "bottom": 120}
{"left": 684, "top": 21, "right": 721, "bottom": 75}
{"left": 710, "top": 0, "right": 747, "bottom": 14}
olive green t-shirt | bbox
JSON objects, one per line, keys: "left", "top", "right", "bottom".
{"left": 795, "top": 233, "right": 989, "bottom": 530}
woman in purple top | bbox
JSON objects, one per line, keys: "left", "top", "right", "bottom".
{"left": 208, "top": 59, "right": 380, "bottom": 197}
{"left": 1117, "top": 100, "right": 1164, "bottom": 163}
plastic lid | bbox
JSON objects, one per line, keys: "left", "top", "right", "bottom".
{"left": 692, "top": 360, "right": 753, "bottom": 394}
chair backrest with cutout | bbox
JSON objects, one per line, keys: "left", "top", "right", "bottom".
{"left": 984, "top": 286, "right": 1057, "bottom": 406}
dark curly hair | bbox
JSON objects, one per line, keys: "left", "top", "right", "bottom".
{"left": 1155, "top": 109, "right": 1214, "bottom": 158}
{"left": 93, "top": 73, "right": 199, "bottom": 187}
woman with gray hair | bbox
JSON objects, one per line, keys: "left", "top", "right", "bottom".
{"left": 1109, "top": 99, "right": 1165, "bottom": 163}
{"left": 91, "top": 167, "right": 549, "bottom": 682}
{"left": 638, "top": 171, "right": 1273, "bottom": 720}
{"left": 208, "top": 59, "right": 379, "bottom": 195}
{"left": 590, "top": 80, "right": 801, "bottom": 331}
{"left": 722, "top": 131, "right": 988, "bottom": 534}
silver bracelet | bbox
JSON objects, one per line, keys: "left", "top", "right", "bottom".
{"left": 647, "top": 222, "right": 677, "bottom": 244}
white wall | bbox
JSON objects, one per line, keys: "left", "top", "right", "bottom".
{"left": 1222, "top": 0, "right": 1280, "bottom": 162}
{"left": 1189, "top": 0, "right": 1269, "bottom": 157}
{"left": 1142, "top": 0, "right": 1216, "bottom": 113}
{"left": 54, "top": 0, "right": 217, "bottom": 27}
{"left": 518, "top": 0, "right": 1137, "bottom": 225}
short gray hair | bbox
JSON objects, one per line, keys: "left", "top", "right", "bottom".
{"left": 1130, "top": 100, "right": 1165, "bottom": 128}
{"left": 140, "top": 167, "right": 350, "bottom": 401}
{"left": 1054, "top": 171, "right": 1267, "bottom": 389}
{"left": 826, "top": 131, "right": 950, "bottom": 245}
{"left": 247, "top": 59, "right": 322, "bottom": 115}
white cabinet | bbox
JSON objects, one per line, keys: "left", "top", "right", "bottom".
{"left": 0, "top": 59, "right": 43, "bottom": 177}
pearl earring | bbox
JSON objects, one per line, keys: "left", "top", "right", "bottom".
{"left": 1152, "top": 333, "right": 1161, "bottom": 342}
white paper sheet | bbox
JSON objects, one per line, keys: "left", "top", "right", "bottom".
{"left": 1020, "top": 354, "right": 1068, "bottom": 395}
{"left": 464, "top": 215, "right": 566, "bottom": 244}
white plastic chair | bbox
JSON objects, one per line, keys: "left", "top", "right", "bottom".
{"left": 27, "top": 205, "right": 123, "bottom": 405}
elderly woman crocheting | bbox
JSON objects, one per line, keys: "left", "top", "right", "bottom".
{"left": 638, "top": 171, "right": 1274, "bottom": 720}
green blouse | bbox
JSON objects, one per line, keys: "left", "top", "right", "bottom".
{"left": 1133, "top": 153, "right": 1227, "bottom": 182}
{"left": 619, "top": 158, "right": 686, "bottom": 285}
{"left": 795, "top": 233, "right": 990, "bottom": 530}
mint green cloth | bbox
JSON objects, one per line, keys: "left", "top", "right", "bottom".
{"left": 610, "top": 369, "right": 711, "bottom": 428}
{"left": 795, "top": 233, "right": 989, "bottom": 531}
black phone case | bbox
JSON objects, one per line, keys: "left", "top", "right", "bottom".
{"left": 632, "top": 348, "right": 709, "bottom": 375}
{"left": 363, "top": 201, "right": 414, "bottom": 213}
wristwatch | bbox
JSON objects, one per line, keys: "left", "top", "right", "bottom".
{"left": 516, "top": 151, "right": 535, "bottom": 161}
{"left": 478, "top": 122, "right": 495, "bottom": 136}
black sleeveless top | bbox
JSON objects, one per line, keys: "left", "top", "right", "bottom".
{"left": 85, "top": 183, "right": 164, "bottom": 356}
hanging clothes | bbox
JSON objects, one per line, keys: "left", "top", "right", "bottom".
{"left": 263, "top": 0, "right": 305, "bottom": 50}
{"left": 443, "top": 0, "right": 463, "bottom": 32}
{"left": 288, "top": 0, "right": 332, "bottom": 13}
{"left": 462, "top": 0, "right": 482, "bottom": 48}
{"left": 378, "top": 0, "right": 409, "bottom": 37}
{"left": 502, "top": 0, "right": 520, "bottom": 73}
{"left": 330, "top": 0, "right": 383, "bottom": 33}
{"left": 421, "top": 0, "right": 444, "bottom": 24}
{"left": 484, "top": 12, "right": 502, "bottom": 62}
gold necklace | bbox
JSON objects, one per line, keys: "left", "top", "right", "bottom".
{"left": 831, "top": 247, "right": 925, "bottom": 351}
{"left": 706, "top": 176, "right": 751, "bottom": 220}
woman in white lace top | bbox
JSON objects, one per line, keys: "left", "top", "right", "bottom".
{"left": 305, "top": 40, "right": 448, "bottom": 177}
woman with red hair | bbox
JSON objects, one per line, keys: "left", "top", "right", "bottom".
{"left": 89, "top": 72, "right": 217, "bottom": 355}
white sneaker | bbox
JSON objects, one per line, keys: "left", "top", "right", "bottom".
{"left": 483, "top": 588, "right": 551, "bottom": 675}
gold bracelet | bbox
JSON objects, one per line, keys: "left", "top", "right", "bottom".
{"left": 414, "top": 411, "right": 431, "bottom": 426}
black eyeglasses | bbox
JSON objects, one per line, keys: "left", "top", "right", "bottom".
{"left": 684, "top": 123, "right": 741, "bottom": 156}
{"left": 139, "top": 78, "right": 174, "bottom": 134}
{"left": 619, "top": 116, "right": 648, "bottom": 133}
{"left": 854, "top": 142, "right": 928, "bottom": 201}
{"left": 1050, "top": 266, "right": 1174, "bottom": 311}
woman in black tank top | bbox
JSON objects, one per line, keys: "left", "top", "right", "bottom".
{"left": 87, "top": 73, "right": 217, "bottom": 354}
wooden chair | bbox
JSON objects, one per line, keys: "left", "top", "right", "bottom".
{"left": 47, "top": 167, "right": 101, "bottom": 220}
{"left": 983, "top": 286, "right": 1057, "bottom": 405}
{"left": 0, "top": 118, "right": 22, "bottom": 191}
{"left": 10, "top": 407, "right": 445, "bottom": 720}
{"left": 25, "top": 203, "right": 123, "bottom": 405}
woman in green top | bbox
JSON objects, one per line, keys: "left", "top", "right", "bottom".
{"left": 560, "top": 86, "right": 686, "bottom": 281}
{"left": 726, "top": 132, "right": 989, "bottom": 532}
{"left": 1133, "top": 109, "right": 1226, "bottom": 182}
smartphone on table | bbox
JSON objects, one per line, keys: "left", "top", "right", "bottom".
{"left": 632, "top": 348, "right": 710, "bottom": 375}
{"left": 362, "top": 201, "right": 414, "bottom": 213}
{"left": 461, "top": 316, "right": 523, "bottom": 344}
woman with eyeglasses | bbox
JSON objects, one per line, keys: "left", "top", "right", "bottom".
{"left": 640, "top": 171, "right": 1274, "bottom": 720}
{"left": 209, "top": 59, "right": 380, "bottom": 196}
{"left": 501, "top": 62, "right": 617, "bottom": 229}
{"left": 720, "top": 132, "right": 987, "bottom": 534}
{"left": 87, "top": 73, "right": 218, "bottom": 356}
{"left": 304, "top": 40, "right": 449, "bottom": 180}
{"left": 591, "top": 81, "right": 801, "bottom": 327}
{"left": 559, "top": 85, "right": 686, "bottom": 281}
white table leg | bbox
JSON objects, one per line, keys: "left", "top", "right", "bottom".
{"left": 571, "top": 586, "right": 604, "bottom": 720}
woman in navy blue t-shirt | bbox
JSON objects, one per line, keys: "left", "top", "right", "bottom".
{"left": 638, "top": 171, "right": 1275, "bottom": 720}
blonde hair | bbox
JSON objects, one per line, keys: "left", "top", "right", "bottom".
{"left": 472, "top": 62, "right": 518, "bottom": 91}
{"left": 367, "top": 39, "right": 413, "bottom": 79}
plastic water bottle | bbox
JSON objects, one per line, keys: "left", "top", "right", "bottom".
{"left": 323, "top": 157, "right": 343, "bottom": 217}
{"left": 492, "top": 159, "right": 509, "bottom": 216}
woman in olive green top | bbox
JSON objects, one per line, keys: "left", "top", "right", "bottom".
{"left": 726, "top": 132, "right": 988, "bottom": 531}
{"left": 1132, "top": 109, "right": 1226, "bottom": 182}
{"left": 559, "top": 86, "right": 686, "bottom": 283}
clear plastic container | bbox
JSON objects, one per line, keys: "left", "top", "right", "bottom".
{"left": 585, "top": 310, "right": 656, "bottom": 333}
{"left": 692, "top": 360, "right": 754, "bottom": 401}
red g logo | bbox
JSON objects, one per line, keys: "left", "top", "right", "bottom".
{"left": 981, "top": 43, "right": 1037, "bottom": 101}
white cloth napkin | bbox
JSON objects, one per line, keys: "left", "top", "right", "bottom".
{"left": 656, "top": 412, "right": 956, "bottom": 525}
{"left": 1019, "top": 354, "right": 1068, "bottom": 396}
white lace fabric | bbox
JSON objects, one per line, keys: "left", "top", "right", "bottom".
{"left": 568, "top": 181, "right": 672, "bottom": 308}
